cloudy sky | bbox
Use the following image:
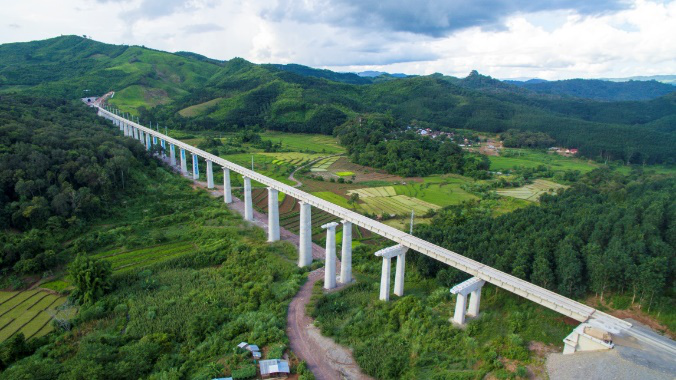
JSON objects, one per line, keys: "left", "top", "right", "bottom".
{"left": 1, "top": 0, "right": 674, "bottom": 79}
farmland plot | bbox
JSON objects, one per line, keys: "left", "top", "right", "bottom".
{"left": 0, "top": 289, "right": 68, "bottom": 342}
{"left": 497, "top": 179, "right": 568, "bottom": 201}
{"left": 92, "top": 241, "right": 196, "bottom": 273}
{"left": 310, "top": 156, "right": 340, "bottom": 172}
{"left": 347, "top": 186, "right": 440, "bottom": 216}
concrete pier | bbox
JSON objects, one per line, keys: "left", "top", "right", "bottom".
{"left": 160, "top": 139, "right": 166, "bottom": 157}
{"left": 340, "top": 221, "right": 352, "bottom": 284}
{"left": 206, "top": 160, "right": 214, "bottom": 189}
{"left": 180, "top": 149, "right": 187, "bottom": 175}
{"left": 267, "top": 188, "right": 280, "bottom": 242}
{"left": 191, "top": 153, "right": 199, "bottom": 180}
{"left": 322, "top": 222, "right": 339, "bottom": 290}
{"left": 243, "top": 177, "right": 253, "bottom": 221}
{"left": 298, "top": 202, "right": 312, "bottom": 267}
{"left": 450, "top": 277, "right": 486, "bottom": 325}
{"left": 170, "top": 144, "right": 176, "bottom": 166}
{"left": 394, "top": 251, "right": 406, "bottom": 297}
{"left": 379, "top": 257, "right": 392, "bottom": 301}
{"left": 145, "top": 133, "right": 151, "bottom": 150}
{"left": 223, "top": 168, "right": 232, "bottom": 203}
{"left": 375, "top": 245, "right": 408, "bottom": 301}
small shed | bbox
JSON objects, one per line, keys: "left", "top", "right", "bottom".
{"left": 259, "top": 359, "right": 290, "bottom": 378}
{"left": 245, "top": 344, "right": 259, "bottom": 352}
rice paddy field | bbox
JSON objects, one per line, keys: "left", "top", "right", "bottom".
{"left": 92, "top": 241, "right": 197, "bottom": 273}
{"left": 0, "top": 289, "right": 68, "bottom": 342}
{"left": 497, "top": 179, "right": 569, "bottom": 201}
{"left": 310, "top": 156, "right": 340, "bottom": 172}
{"left": 347, "top": 186, "right": 441, "bottom": 216}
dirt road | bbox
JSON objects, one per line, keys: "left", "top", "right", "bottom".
{"left": 167, "top": 158, "right": 369, "bottom": 379}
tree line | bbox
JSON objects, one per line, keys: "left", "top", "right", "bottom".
{"left": 413, "top": 169, "right": 674, "bottom": 310}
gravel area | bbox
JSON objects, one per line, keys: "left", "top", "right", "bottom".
{"left": 546, "top": 349, "right": 673, "bottom": 380}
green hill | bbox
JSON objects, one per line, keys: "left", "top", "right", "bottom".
{"left": 1, "top": 36, "right": 675, "bottom": 165}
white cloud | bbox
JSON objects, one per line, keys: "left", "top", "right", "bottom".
{"left": 0, "top": 0, "right": 673, "bottom": 79}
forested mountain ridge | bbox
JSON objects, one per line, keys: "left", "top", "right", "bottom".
{"left": 1, "top": 36, "right": 675, "bottom": 165}
{"left": 507, "top": 78, "right": 676, "bottom": 101}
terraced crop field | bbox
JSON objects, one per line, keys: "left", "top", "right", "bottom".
{"left": 310, "top": 156, "right": 340, "bottom": 172}
{"left": 261, "top": 152, "right": 323, "bottom": 167}
{"left": 496, "top": 179, "right": 568, "bottom": 201}
{"left": 360, "top": 195, "right": 440, "bottom": 216}
{"left": 0, "top": 289, "right": 68, "bottom": 342}
{"left": 347, "top": 186, "right": 397, "bottom": 198}
{"left": 92, "top": 241, "right": 196, "bottom": 273}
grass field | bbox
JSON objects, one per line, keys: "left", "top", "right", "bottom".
{"left": 393, "top": 176, "right": 478, "bottom": 207}
{"left": 489, "top": 149, "right": 599, "bottom": 173}
{"left": 0, "top": 289, "right": 68, "bottom": 342}
{"left": 497, "top": 179, "right": 569, "bottom": 201}
{"left": 261, "top": 152, "right": 324, "bottom": 167}
{"left": 261, "top": 132, "right": 344, "bottom": 154}
{"left": 92, "top": 241, "right": 196, "bottom": 273}
{"left": 335, "top": 171, "right": 354, "bottom": 177}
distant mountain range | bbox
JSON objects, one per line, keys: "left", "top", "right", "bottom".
{"left": 0, "top": 35, "right": 674, "bottom": 164}
{"left": 504, "top": 78, "right": 676, "bottom": 101}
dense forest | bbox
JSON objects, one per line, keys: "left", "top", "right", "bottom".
{"left": 336, "top": 114, "right": 490, "bottom": 177}
{"left": 0, "top": 96, "right": 310, "bottom": 379}
{"left": 0, "top": 95, "right": 152, "bottom": 275}
{"left": 500, "top": 129, "right": 556, "bottom": 149}
{"left": 413, "top": 170, "right": 674, "bottom": 307}
{"left": 1, "top": 36, "right": 675, "bottom": 165}
{"left": 508, "top": 78, "right": 675, "bottom": 101}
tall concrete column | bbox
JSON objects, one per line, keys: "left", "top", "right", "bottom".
{"left": 379, "top": 257, "right": 392, "bottom": 301}
{"left": 191, "top": 153, "right": 199, "bottom": 180}
{"left": 120, "top": 121, "right": 124, "bottom": 132}
{"left": 223, "top": 168, "right": 232, "bottom": 203}
{"left": 243, "top": 177, "right": 253, "bottom": 221}
{"left": 467, "top": 289, "right": 482, "bottom": 317}
{"left": 139, "top": 130, "right": 144, "bottom": 144}
{"left": 206, "top": 160, "right": 214, "bottom": 188}
{"left": 394, "top": 253, "right": 406, "bottom": 297}
{"left": 153, "top": 135, "right": 158, "bottom": 145}
{"left": 340, "top": 221, "right": 352, "bottom": 284}
{"left": 180, "top": 149, "right": 188, "bottom": 174}
{"left": 322, "top": 222, "right": 339, "bottom": 290}
{"left": 145, "top": 133, "right": 151, "bottom": 151}
{"left": 298, "top": 202, "right": 312, "bottom": 267}
{"left": 170, "top": 144, "right": 176, "bottom": 166}
{"left": 453, "top": 294, "right": 467, "bottom": 325}
{"left": 267, "top": 188, "right": 280, "bottom": 242}
{"left": 160, "top": 139, "right": 166, "bottom": 157}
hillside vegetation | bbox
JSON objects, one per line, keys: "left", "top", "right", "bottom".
{"left": 1, "top": 36, "right": 675, "bottom": 166}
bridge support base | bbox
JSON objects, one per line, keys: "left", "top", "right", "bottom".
{"left": 563, "top": 323, "right": 614, "bottom": 354}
